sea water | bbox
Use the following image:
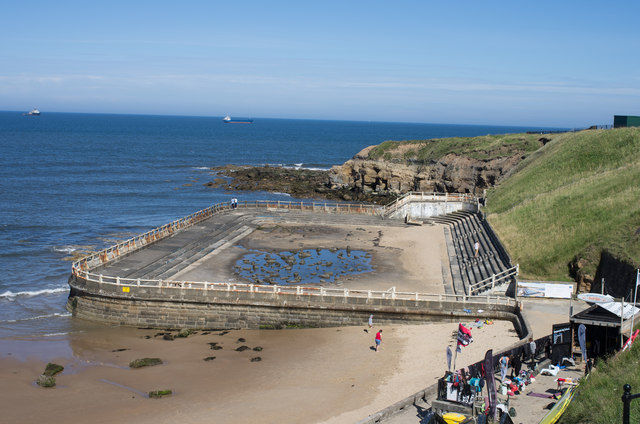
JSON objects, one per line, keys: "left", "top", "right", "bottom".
{"left": 0, "top": 111, "right": 563, "bottom": 338}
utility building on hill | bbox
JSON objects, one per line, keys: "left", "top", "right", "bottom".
{"left": 613, "top": 115, "right": 640, "bottom": 128}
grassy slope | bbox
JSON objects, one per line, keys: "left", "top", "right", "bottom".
{"left": 560, "top": 342, "right": 640, "bottom": 423}
{"left": 367, "top": 133, "right": 552, "bottom": 162}
{"left": 485, "top": 128, "right": 640, "bottom": 280}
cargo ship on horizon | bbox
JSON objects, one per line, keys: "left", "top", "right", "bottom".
{"left": 223, "top": 114, "right": 253, "bottom": 124}
{"left": 24, "top": 108, "right": 41, "bottom": 116}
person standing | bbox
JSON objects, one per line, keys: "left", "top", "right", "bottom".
{"left": 368, "top": 314, "right": 373, "bottom": 328}
{"left": 499, "top": 354, "right": 509, "bottom": 382}
{"left": 528, "top": 337, "right": 537, "bottom": 365}
{"left": 510, "top": 351, "right": 522, "bottom": 379}
{"left": 474, "top": 241, "right": 480, "bottom": 257}
{"left": 375, "top": 329, "right": 382, "bottom": 352}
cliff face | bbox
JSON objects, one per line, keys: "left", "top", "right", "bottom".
{"left": 328, "top": 145, "right": 524, "bottom": 195}
{"left": 572, "top": 250, "right": 638, "bottom": 297}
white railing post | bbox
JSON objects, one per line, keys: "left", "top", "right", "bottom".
{"left": 491, "top": 274, "right": 496, "bottom": 290}
{"left": 99, "top": 274, "right": 103, "bottom": 283}
{"left": 137, "top": 278, "right": 140, "bottom": 287}
{"left": 116, "top": 277, "right": 120, "bottom": 285}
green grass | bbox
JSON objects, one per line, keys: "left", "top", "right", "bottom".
{"left": 367, "top": 133, "right": 551, "bottom": 163}
{"left": 485, "top": 128, "right": 640, "bottom": 280}
{"left": 561, "top": 342, "right": 640, "bottom": 423}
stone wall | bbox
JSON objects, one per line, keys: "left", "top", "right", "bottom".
{"left": 386, "top": 200, "right": 477, "bottom": 220}
{"left": 67, "top": 274, "right": 524, "bottom": 332}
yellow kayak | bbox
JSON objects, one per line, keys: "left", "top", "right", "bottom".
{"left": 538, "top": 386, "right": 576, "bottom": 424}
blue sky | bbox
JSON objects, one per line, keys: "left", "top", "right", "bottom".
{"left": 2, "top": 1, "right": 639, "bottom": 127}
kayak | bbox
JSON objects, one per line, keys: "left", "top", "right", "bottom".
{"left": 538, "top": 386, "right": 576, "bottom": 424}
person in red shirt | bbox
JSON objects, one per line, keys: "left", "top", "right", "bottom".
{"left": 375, "top": 329, "right": 383, "bottom": 352}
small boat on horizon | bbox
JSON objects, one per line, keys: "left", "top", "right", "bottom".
{"left": 223, "top": 114, "right": 253, "bottom": 124}
{"left": 24, "top": 108, "right": 41, "bottom": 116}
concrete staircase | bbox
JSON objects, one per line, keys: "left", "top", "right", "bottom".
{"left": 433, "top": 211, "right": 514, "bottom": 296}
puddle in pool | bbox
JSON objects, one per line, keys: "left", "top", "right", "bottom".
{"left": 234, "top": 248, "right": 372, "bottom": 285}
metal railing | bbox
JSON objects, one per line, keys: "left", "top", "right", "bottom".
{"left": 71, "top": 267, "right": 518, "bottom": 307}
{"left": 72, "top": 199, "right": 384, "bottom": 273}
{"left": 468, "top": 264, "right": 519, "bottom": 295}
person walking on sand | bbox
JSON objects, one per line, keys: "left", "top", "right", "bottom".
{"left": 474, "top": 241, "right": 480, "bottom": 257}
{"left": 368, "top": 314, "right": 373, "bottom": 328}
{"left": 375, "top": 329, "right": 382, "bottom": 352}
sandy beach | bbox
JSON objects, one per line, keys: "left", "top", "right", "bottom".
{"left": 0, "top": 319, "right": 518, "bottom": 424}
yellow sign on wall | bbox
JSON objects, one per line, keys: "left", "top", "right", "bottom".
{"left": 122, "top": 287, "right": 130, "bottom": 293}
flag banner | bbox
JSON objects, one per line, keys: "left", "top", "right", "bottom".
{"left": 457, "top": 323, "right": 473, "bottom": 352}
{"left": 578, "top": 324, "right": 587, "bottom": 361}
{"left": 484, "top": 349, "right": 497, "bottom": 420}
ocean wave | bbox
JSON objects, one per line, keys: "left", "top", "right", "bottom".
{"left": 284, "top": 163, "right": 331, "bottom": 171}
{"left": 43, "top": 331, "right": 71, "bottom": 337}
{"left": 0, "top": 311, "right": 71, "bottom": 324}
{"left": 272, "top": 192, "right": 292, "bottom": 197}
{"left": 263, "top": 162, "right": 332, "bottom": 172}
{"left": 0, "top": 287, "right": 68, "bottom": 299}
{"left": 192, "top": 166, "right": 210, "bottom": 170}
{"left": 53, "top": 246, "right": 77, "bottom": 254}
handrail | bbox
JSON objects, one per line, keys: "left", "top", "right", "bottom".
{"left": 469, "top": 264, "right": 519, "bottom": 295}
{"left": 71, "top": 268, "right": 518, "bottom": 307}
{"left": 72, "top": 199, "right": 384, "bottom": 273}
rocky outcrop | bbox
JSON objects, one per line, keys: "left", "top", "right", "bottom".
{"left": 328, "top": 145, "right": 523, "bottom": 195}
{"left": 205, "top": 165, "right": 397, "bottom": 205}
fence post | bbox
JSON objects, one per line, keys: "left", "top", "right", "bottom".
{"left": 623, "top": 384, "right": 631, "bottom": 424}
{"left": 621, "top": 384, "right": 640, "bottom": 424}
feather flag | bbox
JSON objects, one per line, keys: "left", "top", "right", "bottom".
{"left": 456, "top": 323, "right": 473, "bottom": 352}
